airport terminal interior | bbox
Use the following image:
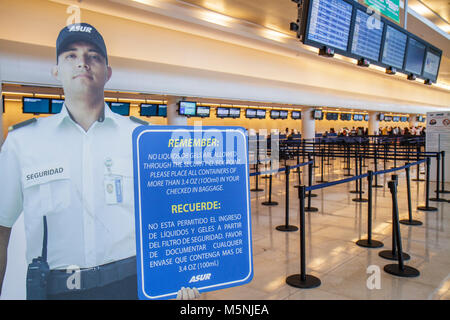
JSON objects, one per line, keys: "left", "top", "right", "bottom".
{"left": 0, "top": 0, "right": 449, "bottom": 300}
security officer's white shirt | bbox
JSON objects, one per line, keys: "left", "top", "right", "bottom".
{"left": 0, "top": 104, "right": 141, "bottom": 269}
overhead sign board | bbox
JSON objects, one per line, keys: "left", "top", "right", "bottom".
{"left": 364, "top": 0, "right": 400, "bottom": 23}
{"left": 132, "top": 125, "right": 253, "bottom": 300}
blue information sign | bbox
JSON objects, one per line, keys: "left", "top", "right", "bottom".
{"left": 132, "top": 126, "right": 253, "bottom": 300}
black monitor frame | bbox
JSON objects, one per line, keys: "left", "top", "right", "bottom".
{"left": 216, "top": 107, "right": 230, "bottom": 118}
{"left": 108, "top": 101, "right": 130, "bottom": 116}
{"left": 297, "top": 0, "right": 442, "bottom": 82}
{"left": 22, "top": 97, "right": 50, "bottom": 114}
{"left": 270, "top": 110, "right": 281, "bottom": 119}
{"left": 178, "top": 101, "right": 197, "bottom": 117}
{"left": 196, "top": 105, "right": 210, "bottom": 118}
{"left": 229, "top": 107, "right": 241, "bottom": 118}
{"left": 245, "top": 108, "right": 257, "bottom": 119}
{"left": 291, "top": 111, "right": 302, "bottom": 120}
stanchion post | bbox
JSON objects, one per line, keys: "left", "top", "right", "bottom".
{"left": 417, "top": 157, "right": 438, "bottom": 212}
{"left": 356, "top": 170, "right": 384, "bottom": 248}
{"left": 305, "top": 155, "right": 318, "bottom": 212}
{"left": 276, "top": 166, "right": 298, "bottom": 232}
{"left": 286, "top": 185, "right": 321, "bottom": 289}
{"left": 379, "top": 175, "right": 411, "bottom": 261}
{"left": 262, "top": 172, "right": 278, "bottom": 206}
{"left": 430, "top": 153, "right": 446, "bottom": 202}
{"left": 439, "top": 151, "right": 449, "bottom": 193}
{"left": 317, "top": 147, "right": 327, "bottom": 183}
{"left": 384, "top": 180, "right": 420, "bottom": 277}
{"left": 400, "top": 164, "right": 422, "bottom": 226}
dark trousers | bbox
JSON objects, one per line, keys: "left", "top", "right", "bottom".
{"left": 47, "top": 274, "right": 138, "bottom": 300}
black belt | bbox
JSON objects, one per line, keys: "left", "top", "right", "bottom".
{"left": 47, "top": 256, "right": 137, "bottom": 295}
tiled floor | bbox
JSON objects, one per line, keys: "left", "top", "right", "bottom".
{"left": 202, "top": 157, "right": 450, "bottom": 300}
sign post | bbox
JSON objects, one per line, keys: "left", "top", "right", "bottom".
{"left": 132, "top": 125, "right": 253, "bottom": 299}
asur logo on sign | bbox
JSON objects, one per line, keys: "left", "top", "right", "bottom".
{"left": 189, "top": 273, "right": 212, "bottom": 283}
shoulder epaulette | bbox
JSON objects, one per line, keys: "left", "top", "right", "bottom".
{"left": 130, "top": 116, "right": 149, "bottom": 126}
{"left": 8, "top": 118, "right": 37, "bottom": 132}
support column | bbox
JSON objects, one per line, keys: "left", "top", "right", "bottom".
{"left": 0, "top": 83, "right": 3, "bottom": 147}
{"left": 368, "top": 111, "right": 379, "bottom": 135}
{"left": 166, "top": 96, "right": 187, "bottom": 126}
{"left": 301, "top": 107, "right": 315, "bottom": 140}
{"left": 409, "top": 115, "right": 416, "bottom": 129}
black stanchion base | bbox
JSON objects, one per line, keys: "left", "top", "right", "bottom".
{"left": 372, "top": 185, "right": 384, "bottom": 188}
{"left": 417, "top": 205, "right": 438, "bottom": 212}
{"left": 316, "top": 180, "right": 328, "bottom": 183}
{"left": 399, "top": 219, "right": 422, "bottom": 226}
{"left": 261, "top": 176, "right": 270, "bottom": 179}
{"left": 305, "top": 206, "right": 319, "bottom": 212}
{"left": 429, "top": 197, "right": 447, "bottom": 202}
{"left": 439, "top": 190, "right": 450, "bottom": 194}
{"left": 344, "top": 174, "right": 354, "bottom": 177}
{"left": 356, "top": 239, "right": 384, "bottom": 248}
{"left": 262, "top": 201, "right": 278, "bottom": 206}
{"left": 379, "top": 250, "right": 410, "bottom": 261}
{"left": 276, "top": 225, "right": 299, "bottom": 232}
{"left": 384, "top": 264, "right": 420, "bottom": 278}
{"left": 412, "top": 179, "right": 425, "bottom": 182}
{"left": 251, "top": 188, "right": 264, "bottom": 192}
{"left": 286, "top": 274, "right": 321, "bottom": 289}
{"left": 349, "top": 190, "right": 365, "bottom": 194}
{"left": 352, "top": 198, "right": 369, "bottom": 203}
{"left": 309, "top": 193, "right": 318, "bottom": 198}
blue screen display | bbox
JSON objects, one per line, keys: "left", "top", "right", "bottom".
{"left": 307, "top": 0, "right": 353, "bottom": 51}
{"left": 179, "top": 101, "right": 196, "bottom": 116}
{"left": 351, "top": 9, "right": 384, "bottom": 61}
{"left": 23, "top": 98, "right": 50, "bottom": 114}
{"left": 109, "top": 102, "right": 130, "bottom": 116}
{"left": 158, "top": 105, "right": 167, "bottom": 117}
{"left": 51, "top": 99, "right": 64, "bottom": 114}
{"left": 423, "top": 50, "right": 440, "bottom": 80}
{"left": 405, "top": 38, "right": 426, "bottom": 75}
{"left": 382, "top": 26, "right": 407, "bottom": 69}
{"left": 140, "top": 104, "right": 158, "bottom": 116}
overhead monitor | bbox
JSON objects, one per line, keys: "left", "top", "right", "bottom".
{"left": 270, "top": 110, "right": 280, "bottom": 119}
{"left": 229, "top": 108, "right": 241, "bottom": 118}
{"left": 340, "top": 113, "right": 351, "bottom": 121}
{"left": 256, "top": 109, "right": 266, "bottom": 119}
{"left": 217, "top": 107, "right": 230, "bottom": 118}
{"left": 304, "top": 0, "right": 353, "bottom": 52}
{"left": 109, "top": 102, "right": 130, "bottom": 116}
{"left": 400, "top": 116, "right": 408, "bottom": 122}
{"left": 378, "top": 113, "right": 385, "bottom": 121}
{"left": 245, "top": 109, "right": 257, "bottom": 119}
{"left": 417, "top": 115, "right": 424, "bottom": 122}
{"left": 353, "top": 114, "right": 363, "bottom": 121}
{"left": 291, "top": 111, "right": 301, "bottom": 119}
{"left": 326, "top": 112, "right": 338, "bottom": 120}
{"left": 178, "top": 101, "right": 196, "bottom": 116}
{"left": 392, "top": 116, "right": 400, "bottom": 122}
{"left": 404, "top": 37, "right": 426, "bottom": 76}
{"left": 23, "top": 97, "right": 50, "bottom": 114}
{"left": 51, "top": 99, "right": 64, "bottom": 114}
{"left": 279, "top": 110, "right": 288, "bottom": 119}
{"left": 196, "top": 106, "right": 210, "bottom": 117}
{"left": 350, "top": 9, "right": 384, "bottom": 62}
{"left": 422, "top": 47, "right": 441, "bottom": 83}
{"left": 381, "top": 25, "right": 407, "bottom": 70}
{"left": 158, "top": 104, "right": 167, "bottom": 117}
{"left": 313, "top": 109, "right": 323, "bottom": 120}
{"left": 384, "top": 115, "right": 392, "bottom": 121}
{"left": 140, "top": 104, "right": 158, "bottom": 117}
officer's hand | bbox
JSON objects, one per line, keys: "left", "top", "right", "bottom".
{"left": 176, "top": 287, "right": 201, "bottom": 300}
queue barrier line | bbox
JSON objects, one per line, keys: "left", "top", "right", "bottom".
{"left": 304, "top": 159, "right": 427, "bottom": 193}
{"left": 249, "top": 160, "right": 313, "bottom": 177}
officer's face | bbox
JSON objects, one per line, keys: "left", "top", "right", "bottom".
{"left": 52, "top": 41, "right": 112, "bottom": 96}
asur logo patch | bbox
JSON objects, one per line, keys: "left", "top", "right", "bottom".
{"left": 68, "top": 25, "right": 92, "bottom": 33}
{"left": 189, "top": 273, "right": 211, "bottom": 283}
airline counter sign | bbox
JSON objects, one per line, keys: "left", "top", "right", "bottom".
{"left": 132, "top": 126, "right": 253, "bottom": 299}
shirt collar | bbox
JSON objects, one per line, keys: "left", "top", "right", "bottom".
{"left": 55, "top": 102, "right": 119, "bottom": 128}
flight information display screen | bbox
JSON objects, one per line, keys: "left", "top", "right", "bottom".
{"left": 351, "top": 9, "right": 384, "bottom": 61}
{"left": 306, "top": 0, "right": 353, "bottom": 51}
{"left": 179, "top": 101, "right": 196, "bottom": 116}
{"left": 51, "top": 99, "right": 64, "bottom": 114}
{"left": 109, "top": 102, "right": 130, "bottom": 116}
{"left": 381, "top": 25, "right": 407, "bottom": 69}
{"left": 422, "top": 50, "right": 441, "bottom": 81}
{"left": 404, "top": 38, "right": 426, "bottom": 75}
{"left": 23, "top": 98, "right": 50, "bottom": 114}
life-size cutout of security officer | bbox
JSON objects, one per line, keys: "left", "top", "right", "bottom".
{"left": 0, "top": 23, "right": 200, "bottom": 300}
